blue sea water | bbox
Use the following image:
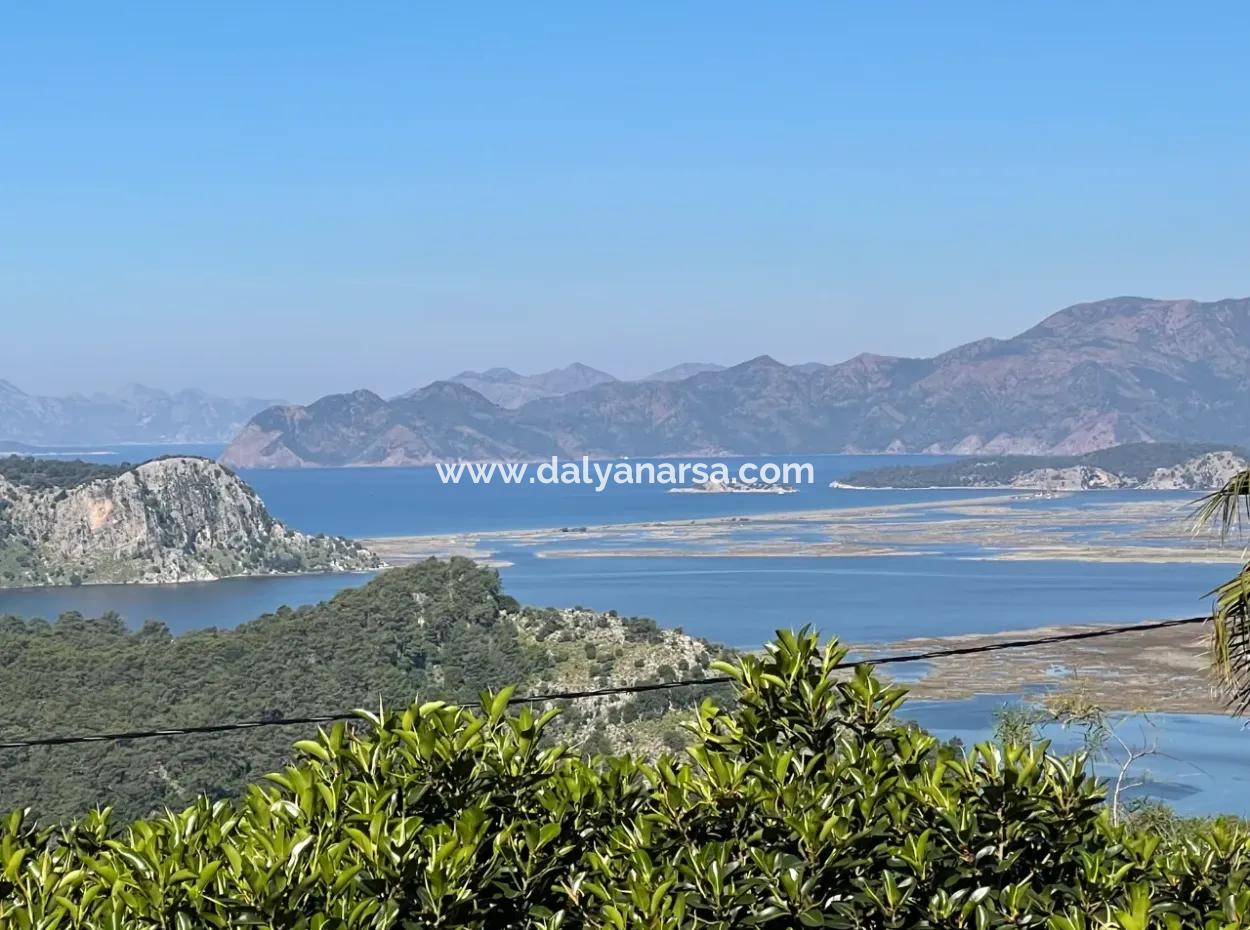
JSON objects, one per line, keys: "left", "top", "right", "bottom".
{"left": 1, "top": 446, "right": 1245, "bottom": 815}
{"left": 499, "top": 554, "right": 1225, "bottom": 647}
{"left": 241, "top": 453, "right": 974, "bottom": 536}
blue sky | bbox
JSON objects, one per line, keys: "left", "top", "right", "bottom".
{"left": 3, "top": 2, "right": 1248, "bottom": 399}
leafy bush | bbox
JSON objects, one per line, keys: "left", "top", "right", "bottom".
{"left": 0, "top": 629, "right": 1247, "bottom": 928}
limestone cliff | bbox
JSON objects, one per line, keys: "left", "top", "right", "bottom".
{"left": 0, "top": 456, "right": 380, "bottom": 587}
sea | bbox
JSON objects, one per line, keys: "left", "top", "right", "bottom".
{"left": 2, "top": 444, "right": 1246, "bottom": 816}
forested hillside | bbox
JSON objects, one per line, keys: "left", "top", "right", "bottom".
{"left": 0, "top": 558, "right": 724, "bottom": 821}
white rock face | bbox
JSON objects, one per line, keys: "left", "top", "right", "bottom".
{"left": 1141, "top": 451, "right": 1250, "bottom": 490}
{"left": 1007, "top": 466, "right": 1129, "bottom": 490}
{"left": 0, "top": 456, "right": 380, "bottom": 587}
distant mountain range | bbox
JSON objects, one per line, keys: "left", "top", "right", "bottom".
{"left": 0, "top": 382, "right": 283, "bottom": 446}
{"left": 443, "top": 362, "right": 736, "bottom": 407}
{"left": 443, "top": 363, "right": 619, "bottom": 408}
{"left": 212, "top": 295, "right": 1250, "bottom": 467}
{"left": 642, "top": 362, "right": 727, "bottom": 382}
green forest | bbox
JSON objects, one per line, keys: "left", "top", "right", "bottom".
{"left": 1, "top": 630, "right": 1247, "bottom": 928}
{"left": 0, "top": 559, "right": 725, "bottom": 822}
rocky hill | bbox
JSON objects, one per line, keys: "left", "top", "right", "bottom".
{"left": 220, "top": 296, "right": 1250, "bottom": 467}
{"left": 0, "top": 380, "right": 282, "bottom": 445}
{"left": 838, "top": 442, "right": 1250, "bottom": 490}
{"left": 0, "top": 455, "right": 379, "bottom": 586}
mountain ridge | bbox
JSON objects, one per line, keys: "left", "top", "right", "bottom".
{"left": 219, "top": 296, "right": 1250, "bottom": 467}
{"left": 0, "top": 382, "right": 283, "bottom": 445}
{"left": 443, "top": 362, "right": 618, "bottom": 408}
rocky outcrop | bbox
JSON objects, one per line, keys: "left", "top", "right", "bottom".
{"left": 0, "top": 456, "right": 380, "bottom": 587}
{"left": 220, "top": 296, "right": 1250, "bottom": 467}
{"left": 1141, "top": 451, "right": 1250, "bottom": 490}
{"left": 1007, "top": 466, "right": 1128, "bottom": 490}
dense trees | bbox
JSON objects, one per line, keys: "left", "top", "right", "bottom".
{"left": 1, "top": 630, "right": 1247, "bottom": 928}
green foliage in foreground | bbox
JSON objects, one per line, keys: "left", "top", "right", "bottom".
{"left": 2, "top": 632, "right": 1248, "bottom": 929}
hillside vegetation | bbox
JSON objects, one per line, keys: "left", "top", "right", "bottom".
{"left": 1, "top": 630, "right": 1248, "bottom": 928}
{"left": 0, "top": 559, "right": 724, "bottom": 822}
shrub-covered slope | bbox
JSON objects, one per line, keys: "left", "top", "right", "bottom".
{"left": 1, "top": 631, "right": 1247, "bottom": 928}
{"left": 0, "top": 559, "right": 725, "bottom": 821}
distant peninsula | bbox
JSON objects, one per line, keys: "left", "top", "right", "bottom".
{"left": 836, "top": 442, "right": 1249, "bottom": 491}
{"left": 0, "top": 455, "right": 380, "bottom": 587}
{"left": 670, "top": 479, "right": 797, "bottom": 494}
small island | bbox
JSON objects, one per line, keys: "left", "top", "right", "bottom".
{"left": 669, "top": 478, "right": 798, "bottom": 494}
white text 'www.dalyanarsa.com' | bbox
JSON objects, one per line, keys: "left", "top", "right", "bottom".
{"left": 434, "top": 457, "right": 816, "bottom": 493}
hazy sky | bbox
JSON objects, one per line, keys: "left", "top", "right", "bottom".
{"left": 3, "top": 2, "right": 1249, "bottom": 400}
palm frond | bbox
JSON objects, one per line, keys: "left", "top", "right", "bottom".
{"left": 1195, "top": 467, "right": 1250, "bottom": 711}
{"left": 1208, "top": 568, "right": 1250, "bottom": 713}
{"left": 1191, "top": 469, "right": 1250, "bottom": 541}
